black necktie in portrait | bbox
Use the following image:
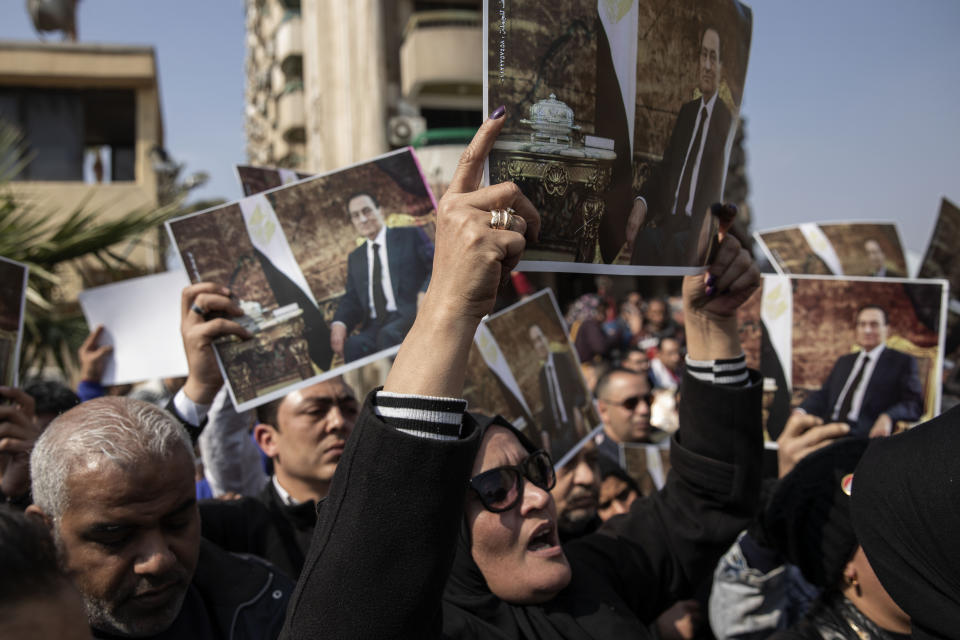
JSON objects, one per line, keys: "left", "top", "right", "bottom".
{"left": 675, "top": 106, "right": 708, "bottom": 216}
{"left": 836, "top": 354, "right": 871, "bottom": 422}
{"left": 372, "top": 242, "right": 388, "bottom": 322}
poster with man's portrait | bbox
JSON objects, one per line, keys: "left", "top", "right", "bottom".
{"left": 918, "top": 198, "right": 960, "bottom": 359}
{"left": 485, "top": 0, "right": 753, "bottom": 273}
{"left": 758, "top": 275, "right": 946, "bottom": 440}
{"left": 0, "top": 256, "right": 28, "bottom": 387}
{"left": 236, "top": 165, "right": 313, "bottom": 198}
{"left": 167, "top": 149, "right": 436, "bottom": 412}
{"left": 919, "top": 199, "right": 960, "bottom": 288}
{"left": 477, "top": 289, "right": 601, "bottom": 467}
{"left": 620, "top": 441, "right": 670, "bottom": 497}
{"left": 755, "top": 222, "right": 908, "bottom": 278}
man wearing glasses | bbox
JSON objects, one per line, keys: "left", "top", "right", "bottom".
{"left": 593, "top": 367, "right": 657, "bottom": 464}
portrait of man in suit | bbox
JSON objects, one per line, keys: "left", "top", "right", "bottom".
{"left": 627, "top": 26, "right": 734, "bottom": 266}
{"left": 330, "top": 192, "right": 433, "bottom": 363}
{"left": 798, "top": 304, "right": 923, "bottom": 438}
{"left": 529, "top": 323, "right": 587, "bottom": 459}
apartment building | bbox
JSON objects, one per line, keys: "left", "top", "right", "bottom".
{"left": 244, "top": 0, "right": 481, "bottom": 194}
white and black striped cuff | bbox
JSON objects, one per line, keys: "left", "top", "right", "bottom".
{"left": 373, "top": 391, "right": 466, "bottom": 440}
{"left": 685, "top": 353, "right": 749, "bottom": 387}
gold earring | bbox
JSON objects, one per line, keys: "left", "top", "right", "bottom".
{"left": 849, "top": 576, "right": 861, "bottom": 596}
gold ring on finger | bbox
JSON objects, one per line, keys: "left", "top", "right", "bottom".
{"left": 489, "top": 207, "right": 517, "bottom": 231}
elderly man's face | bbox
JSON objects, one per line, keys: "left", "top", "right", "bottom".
{"left": 348, "top": 194, "right": 384, "bottom": 241}
{"left": 855, "top": 308, "right": 888, "bottom": 352}
{"left": 699, "top": 28, "right": 722, "bottom": 99}
{"left": 54, "top": 447, "right": 200, "bottom": 636}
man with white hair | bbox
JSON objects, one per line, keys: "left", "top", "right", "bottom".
{"left": 26, "top": 396, "right": 291, "bottom": 639}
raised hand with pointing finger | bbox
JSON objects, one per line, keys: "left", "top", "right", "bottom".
{"left": 385, "top": 106, "right": 540, "bottom": 398}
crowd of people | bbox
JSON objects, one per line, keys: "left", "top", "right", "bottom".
{"left": 1, "top": 113, "right": 958, "bottom": 639}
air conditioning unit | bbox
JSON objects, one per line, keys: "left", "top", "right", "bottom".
{"left": 388, "top": 115, "right": 427, "bottom": 147}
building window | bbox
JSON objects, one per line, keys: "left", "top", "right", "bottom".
{"left": 0, "top": 87, "right": 136, "bottom": 182}
{"left": 421, "top": 107, "right": 482, "bottom": 130}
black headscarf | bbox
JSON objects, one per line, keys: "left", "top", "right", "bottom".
{"left": 763, "top": 437, "right": 868, "bottom": 590}
{"left": 850, "top": 403, "right": 960, "bottom": 640}
{"left": 441, "top": 415, "right": 595, "bottom": 640}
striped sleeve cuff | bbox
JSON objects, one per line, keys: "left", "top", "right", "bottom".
{"left": 685, "top": 353, "right": 750, "bottom": 387}
{"left": 373, "top": 391, "right": 467, "bottom": 440}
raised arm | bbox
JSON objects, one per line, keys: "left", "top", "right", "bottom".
{"left": 383, "top": 111, "right": 538, "bottom": 399}
{"left": 166, "top": 283, "right": 251, "bottom": 441}
{"left": 567, "top": 223, "right": 765, "bottom": 621}
{"left": 76, "top": 325, "right": 113, "bottom": 401}
{"left": 280, "top": 109, "right": 540, "bottom": 639}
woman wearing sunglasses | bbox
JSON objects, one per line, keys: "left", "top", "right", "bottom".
{"left": 281, "top": 112, "right": 762, "bottom": 639}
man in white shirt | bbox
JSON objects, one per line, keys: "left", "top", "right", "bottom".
{"left": 330, "top": 192, "right": 433, "bottom": 363}
{"left": 798, "top": 305, "right": 923, "bottom": 438}
{"left": 650, "top": 336, "right": 683, "bottom": 390}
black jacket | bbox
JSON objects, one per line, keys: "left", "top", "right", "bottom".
{"left": 199, "top": 481, "right": 316, "bottom": 580}
{"left": 281, "top": 371, "right": 762, "bottom": 639}
{"left": 93, "top": 539, "right": 292, "bottom": 640}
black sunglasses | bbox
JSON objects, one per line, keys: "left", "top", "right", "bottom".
{"left": 608, "top": 393, "right": 654, "bottom": 412}
{"left": 468, "top": 450, "right": 556, "bottom": 513}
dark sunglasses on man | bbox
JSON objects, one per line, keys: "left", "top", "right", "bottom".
{"left": 468, "top": 450, "right": 556, "bottom": 513}
{"left": 609, "top": 392, "right": 654, "bottom": 412}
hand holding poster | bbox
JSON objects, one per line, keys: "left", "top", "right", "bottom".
{"left": 485, "top": 0, "right": 752, "bottom": 272}
{"left": 167, "top": 149, "right": 436, "bottom": 412}
{"left": 0, "top": 256, "right": 28, "bottom": 387}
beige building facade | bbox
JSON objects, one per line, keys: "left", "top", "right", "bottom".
{"left": 0, "top": 41, "right": 163, "bottom": 215}
{"left": 0, "top": 41, "right": 166, "bottom": 284}
{"left": 244, "top": 0, "right": 481, "bottom": 193}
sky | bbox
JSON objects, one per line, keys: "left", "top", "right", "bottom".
{"left": 0, "top": 1, "right": 248, "bottom": 204}
{"left": 2, "top": 0, "right": 958, "bottom": 257}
